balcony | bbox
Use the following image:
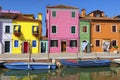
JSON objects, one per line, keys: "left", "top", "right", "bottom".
{"left": 32, "top": 31, "right": 39, "bottom": 37}
{"left": 14, "top": 31, "right": 20, "bottom": 36}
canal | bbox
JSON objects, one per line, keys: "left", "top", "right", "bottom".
{"left": 0, "top": 66, "right": 120, "bottom": 80}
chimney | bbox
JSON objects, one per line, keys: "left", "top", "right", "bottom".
{"left": 81, "top": 9, "right": 86, "bottom": 17}
{"left": 38, "top": 13, "right": 42, "bottom": 21}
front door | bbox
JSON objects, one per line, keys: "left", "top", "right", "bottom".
{"left": 4, "top": 41, "right": 10, "bottom": 53}
{"left": 41, "top": 42, "right": 46, "bottom": 53}
{"left": 23, "top": 42, "right": 29, "bottom": 53}
{"left": 61, "top": 41, "right": 66, "bottom": 52}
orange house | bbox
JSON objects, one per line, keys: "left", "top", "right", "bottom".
{"left": 81, "top": 10, "right": 120, "bottom": 53}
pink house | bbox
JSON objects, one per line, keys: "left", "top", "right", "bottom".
{"left": 46, "top": 5, "right": 79, "bottom": 53}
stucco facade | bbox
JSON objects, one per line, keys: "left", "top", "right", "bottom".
{"left": 80, "top": 20, "right": 91, "bottom": 53}
{"left": 0, "top": 19, "right": 12, "bottom": 54}
{"left": 46, "top": 5, "right": 79, "bottom": 53}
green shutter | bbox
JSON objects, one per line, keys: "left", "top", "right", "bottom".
{"left": 72, "top": 11, "right": 75, "bottom": 17}
{"left": 52, "top": 11, "right": 56, "bottom": 17}
{"left": 71, "top": 26, "right": 75, "bottom": 33}
{"left": 52, "top": 26, "right": 56, "bottom": 33}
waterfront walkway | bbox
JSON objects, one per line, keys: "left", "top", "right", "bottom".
{"left": 0, "top": 52, "right": 120, "bottom": 61}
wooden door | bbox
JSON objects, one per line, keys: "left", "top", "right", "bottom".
{"left": 23, "top": 42, "right": 29, "bottom": 53}
{"left": 61, "top": 41, "right": 66, "bottom": 52}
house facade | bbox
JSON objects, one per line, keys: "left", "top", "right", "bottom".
{"left": 46, "top": 5, "right": 79, "bottom": 53}
{"left": 12, "top": 13, "right": 42, "bottom": 54}
{"left": 0, "top": 17, "right": 12, "bottom": 54}
{"left": 81, "top": 10, "right": 120, "bottom": 53}
{"left": 79, "top": 20, "right": 91, "bottom": 53}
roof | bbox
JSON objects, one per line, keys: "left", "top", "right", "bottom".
{"left": 0, "top": 13, "right": 41, "bottom": 22}
{"left": 87, "top": 10, "right": 104, "bottom": 16}
{"left": 80, "top": 16, "right": 120, "bottom": 21}
{"left": 47, "top": 4, "right": 79, "bottom": 9}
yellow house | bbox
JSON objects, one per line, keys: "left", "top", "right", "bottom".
{"left": 12, "top": 13, "right": 42, "bottom": 54}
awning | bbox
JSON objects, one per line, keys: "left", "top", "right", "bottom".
{"left": 81, "top": 41, "right": 88, "bottom": 52}
{"left": 102, "top": 40, "right": 110, "bottom": 51}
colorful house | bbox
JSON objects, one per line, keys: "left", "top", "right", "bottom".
{"left": 46, "top": 5, "right": 79, "bottom": 53}
{"left": 79, "top": 19, "right": 91, "bottom": 53}
{"left": 12, "top": 13, "right": 42, "bottom": 54}
{"left": 81, "top": 10, "right": 120, "bottom": 53}
{"left": 0, "top": 12, "right": 13, "bottom": 54}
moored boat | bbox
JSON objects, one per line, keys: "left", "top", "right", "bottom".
{"left": 60, "top": 59, "right": 111, "bottom": 67}
{"left": 112, "top": 59, "right": 120, "bottom": 64}
{"left": 4, "top": 62, "right": 56, "bottom": 70}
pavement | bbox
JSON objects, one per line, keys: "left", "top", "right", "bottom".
{"left": 0, "top": 52, "right": 120, "bottom": 61}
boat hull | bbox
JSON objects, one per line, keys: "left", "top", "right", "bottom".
{"left": 60, "top": 59, "right": 111, "bottom": 67}
{"left": 4, "top": 62, "right": 56, "bottom": 70}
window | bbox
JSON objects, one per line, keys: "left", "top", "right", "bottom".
{"left": 96, "top": 40, "right": 100, "bottom": 47}
{"left": 50, "top": 40, "right": 58, "bottom": 47}
{"left": 112, "top": 40, "right": 117, "bottom": 46}
{"left": 32, "top": 40, "right": 36, "bottom": 47}
{"left": 52, "top": 26, "right": 56, "bottom": 33}
{"left": 14, "top": 25, "right": 21, "bottom": 32}
{"left": 14, "top": 40, "right": 18, "bottom": 47}
{"left": 112, "top": 25, "right": 117, "bottom": 32}
{"left": 32, "top": 26, "right": 38, "bottom": 33}
{"left": 70, "top": 40, "right": 77, "bottom": 47}
{"left": 52, "top": 11, "right": 56, "bottom": 17}
{"left": 72, "top": 11, "right": 75, "bottom": 17}
{"left": 5, "top": 26, "right": 10, "bottom": 33}
{"left": 82, "top": 26, "right": 87, "bottom": 32}
{"left": 95, "top": 25, "right": 100, "bottom": 32}
{"left": 71, "top": 26, "right": 76, "bottom": 34}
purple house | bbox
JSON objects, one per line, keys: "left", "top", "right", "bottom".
{"left": 46, "top": 5, "right": 79, "bottom": 53}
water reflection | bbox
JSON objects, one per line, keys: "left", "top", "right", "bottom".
{"left": 1, "top": 66, "right": 120, "bottom": 80}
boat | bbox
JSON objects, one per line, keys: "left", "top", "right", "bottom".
{"left": 60, "top": 59, "right": 111, "bottom": 67}
{"left": 112, "top": 59, "right": 120, "bottom": 64}
{"left": 4, "top": 62, "right": 56, "bottom": 70}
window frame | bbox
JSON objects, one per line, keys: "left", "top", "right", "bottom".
{"left": 71, "top": 26, "right": 76, "bottom": 34}
{"left": 112, "top": 25, "right": 117, "bottom": 32}
{"left": 14, "top": 40, "right": 19, "bottom": 48}
{"left": 50, "top": 40, "right": 58, "bottom": 47}
{"left": 5, "top": 25, "right": 10, "bottom": 33}
{"left": 32, "top": 40, "right": 37, "bottom": 47}
{"left": 95, "top": 24, "right": 101, "bottom": 32}
{"left": 95, "top": 40, "right": 100, "bottom": 47}
{"left": 72, "top": 11, "right": 75, "bottom": 18}
{"left": 82, "top": 26, "right": 87, "bottom": 33}
{"left": 52, "top": 26, "right": 57, "bottom": 34}
{"left": 112, "top": 40, "right": 117, "bottom": 47}
{"left": 52, "top": 11, "right": 56, "bottom": 17}
{"left": 70, "top": 40, "right": 77, "bottom": 47}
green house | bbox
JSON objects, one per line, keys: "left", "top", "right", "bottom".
{"left": 80, "top": 20, "right": 91, "bottom": 53}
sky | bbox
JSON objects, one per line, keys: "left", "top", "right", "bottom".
{"left": 0, "top": 0, "right": 120, "bottom": 36}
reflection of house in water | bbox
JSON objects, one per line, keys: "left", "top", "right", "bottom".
{"left": 91, "top": 70, "right": 120, "bottom": 80}
{"left": 48, "top": 69, "right": 80, "bottom": 80}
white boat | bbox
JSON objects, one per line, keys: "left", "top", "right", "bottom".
{"left": 112, "top": 59, "right": 120, "bottom": 64}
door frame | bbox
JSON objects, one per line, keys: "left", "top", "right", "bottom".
{"left": 22, "top": 41, "right": 29, "bottom": 53}
{"left": 61, "top": 41, "right": 67, "bottom": 53}
{"left": 4, "top": 41, "right": 10, "bottom": 53}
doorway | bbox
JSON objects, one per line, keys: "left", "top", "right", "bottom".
{"left": 23, "top": 42, "right": 29, "bottom": 53}
{"left": 61, "top": 41, "right": 66, "bottom": 52}
{"left": 41, "top": 42, "right": 46, "bottom": 53}
{"left": 4, "top": 41, "right": 10, "bottom": 53}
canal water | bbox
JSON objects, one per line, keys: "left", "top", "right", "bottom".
{"left": 0, "top": 66, "right": 120, "bottom": 80}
